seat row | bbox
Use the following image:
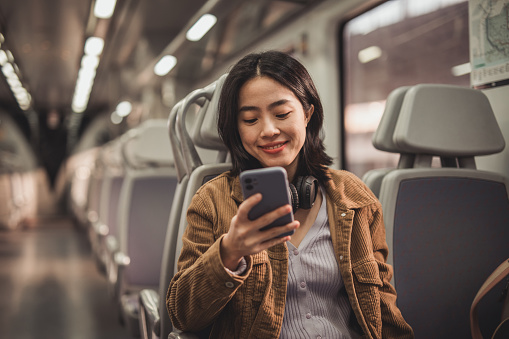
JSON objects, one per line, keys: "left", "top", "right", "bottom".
{"left": 0, "top": 112, "right": 38, "bottom": 230}
{"left": 65, "top": 74, "right": 229, "bottom": 338}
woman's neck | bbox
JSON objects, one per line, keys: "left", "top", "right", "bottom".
{"left": 285, "top": 157, "right": 299, "bottom": 183}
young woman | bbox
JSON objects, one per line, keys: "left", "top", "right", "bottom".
{"left": 167, "top": 51, "right": 414, "bottom": 339}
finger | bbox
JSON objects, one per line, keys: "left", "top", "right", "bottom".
{"left": 260, "top": 234, "right": 292, "bottom": 250}
{"left": 255, "top": 204, "right": 292, "bottom": 230}
{"left": 241, "top": 219, "right": 297, "bottom": 250}
{"left": 262, "top": 220, "right": 299, "bottom": 240}
{"left": 237, "top": 193, "right": 263, "bottom": 220}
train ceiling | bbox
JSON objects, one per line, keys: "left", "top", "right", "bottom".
{"left": 0, "top": 0, "right": 324, "bottom": 126}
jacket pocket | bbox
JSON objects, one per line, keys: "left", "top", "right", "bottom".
{"left": 352, "top": 259, "right": 383, "bottom": 287}
{"left": 352, "top": 260, "right": 383, "bottom": 334}
{"left": 251, "top": 250, "right": 270, "bottom": 265}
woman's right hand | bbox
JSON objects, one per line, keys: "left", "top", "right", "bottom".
{"left": 220, "top": 193, "right": 299, "bottom": 271}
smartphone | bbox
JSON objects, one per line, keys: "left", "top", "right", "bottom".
{"left": 240, "top": 166, "right": 294, "bottom": 237}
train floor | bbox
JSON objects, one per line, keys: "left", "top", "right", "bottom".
{"left": 0, "top": 215, "right": 137, "bottom": 339}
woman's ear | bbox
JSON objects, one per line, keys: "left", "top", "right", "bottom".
{"left": 305, "top": 104, "right": 314, "bottom": 125}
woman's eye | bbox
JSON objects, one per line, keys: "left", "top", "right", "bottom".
{"left": 243, "top": 118, "right": 257, "bottom": 124}
{"left": 276, "top": 112, "right": 290, "bottom": 119}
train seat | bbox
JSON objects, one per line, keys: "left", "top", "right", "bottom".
{"left": 88, "top": 139, "right": 125, "bottom": 273}
{"left": 100, "top": 119, "right": 177, "bottom": 337}
{"left": 138, "top": 74, "right": 230, "bottom": 339}
{"left": 0, "top": 152, "right": 22, "bottom": 230}
{"left": 85, "top": 144, "right": 111, "bottom": 270}
{"left": 138, "top": 98, "right": 196, "bottom": 339}
{"left": 65, "top": 147, "right": 100, "bottom": 227}
{"left": 376, "top": 84, "right": 509, "bottom": 338}
{"left": 0, "top": 112, "right": 39, "bottom": 230}
{"left": 85, "top": 153, "right": 105, "bottom": 237}
{"left": 0, "top": 152, "right": 37, "bottom": 231}
{"left": 362, "top": 86, "right": 413, "bottom": 197}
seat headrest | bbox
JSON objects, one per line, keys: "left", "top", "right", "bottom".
{"left": 191, "top": 73, "right": 228, "bottom": 151}
{"left": 122, "top": 119, "right": 174, "bottom": 168}
{"left": 372, "top": 86, "right": 411, "bottom": 153}
{"left": 393, "top": 84, "right": 505, "bottom": 156}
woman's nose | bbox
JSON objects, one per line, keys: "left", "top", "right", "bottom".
{"left": 260, "top": 118, "right": 280, "bottom": 137}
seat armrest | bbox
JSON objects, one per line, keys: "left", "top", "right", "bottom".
{"left": 139, "top": 289, "right": 161, "bottom": 338}
{"left": 113, "top": 251, "right": 131, "bottom": 267}
{"left": 93, "top": 221, "right": 109, "bottom": 236}
{"left": 108, "top": 251, "right": 130, "bottom": 299}
{"left": 105, "top": 234, "right": 119, "bottom": 253}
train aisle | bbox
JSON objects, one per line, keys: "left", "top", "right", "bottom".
{"left": 0, "top": 216, "right": 136, "bottom": 339}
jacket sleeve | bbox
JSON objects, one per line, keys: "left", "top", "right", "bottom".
{"left": 368, "top": 202, "right": 415, "bottom": 339}
{"left": 166, "top": 191, "right": 252, "bottom": 331}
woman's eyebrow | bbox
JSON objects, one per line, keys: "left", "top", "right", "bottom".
{"left": 238, "top": 105, "right": 259, "bottom": 113}
{"left": 268, "top": 99, "right": 290, "bottom": 110}
{"left": 239, "top": 99, "right": 291, "bottom": 113}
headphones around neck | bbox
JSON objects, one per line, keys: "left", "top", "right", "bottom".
{"left": 288, "top": 176, "right": 318, "bottom": 213}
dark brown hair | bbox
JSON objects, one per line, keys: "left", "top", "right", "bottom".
{"left": 218, "top": 50, "right": 332, "bottom": 184}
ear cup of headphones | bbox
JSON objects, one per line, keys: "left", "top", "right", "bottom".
{"left": 289, "top": 176, "right": 318, "bottom": 211}
{"left": 288, "top": 183, "right": 299, "bottom": 213}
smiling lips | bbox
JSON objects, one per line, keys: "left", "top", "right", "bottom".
{"left": 260, "top": 142, "right": 287, "bottom": 154}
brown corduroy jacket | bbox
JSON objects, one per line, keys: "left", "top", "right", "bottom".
{"left": 167, "top": 168, "right": 414, "bottom": 338}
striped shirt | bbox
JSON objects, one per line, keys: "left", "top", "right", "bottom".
{"left": 280, "top": 189, "right": 361, "bottom": 339}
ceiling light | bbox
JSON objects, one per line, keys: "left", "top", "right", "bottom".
{"left": 84, "top": 37, "right": 104, "bottom": 56}
{"left": 111, "top": 111, "right": 122, "bottom": 124}
{"left": 358, "top": 46, "right": 382, "bottom": 63}
{"left": 81, "top": 55, "right": 100, "bottom": 70}
{"left": 186, "top": 14, "right": 217, "bottom": 42}
{"left": 451, "top": 62, "right": 471, "bottom": 76}
{"left": 1, "top": 62, "right": 15, "bottom": 76}
{"left": 5, "top": 50, "right": 13, "bottom": 62}
{"left": 154, "top": 55, "right": 177, "bottom": 76}
{"left": 72, "top": 67, "right": 96, "bottom": 113}
{"left": 116, "top": 101, "right": 132, "bottom": 117}
{"left": 6, "top": 77, "right": 22, "bottom": 88}
{"left": 94, "top": 0, "right": 117, "bottom": 19}
{"left": 0, "top": 50, "right": 8, "bottom": 66}
{"left": 72, "top": 103, "right": 86, "bottom": 113}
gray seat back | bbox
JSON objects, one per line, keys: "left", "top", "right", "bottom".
{"left": 118, "top": 119, "right": 178, "bottom": 289}
{"left": 160, "top": 74, "right": 230, "bottom": 339}
{"left": 377, "top": 84, "right": 508, "bottom": 338}
{"left": 362, "top": 86, "right": 412, "bottom": 196}
{"left": 68, "top": 147, "right": 100, "bottom": 226}
{"left": 85, "top": 158, "right": 104, "bottom": 226}
{"left": 157, "top": 96, "right": 208, "bottom": 339}
{"left": 173, "top": 74, "right": 230, "bottom": 276}
{"left": 99, "top": 138, "right": 125, "bottom": 234}
{"left": 157, "top": 75, "right": 229, "bottom": 339}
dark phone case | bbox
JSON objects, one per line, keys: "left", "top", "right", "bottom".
{"left": 240, "top": 167, "right": 294, "bottom": 237}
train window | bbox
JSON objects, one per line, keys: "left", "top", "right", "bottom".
{"left": 342, "top": 0, "right": 469, "bottom": 178}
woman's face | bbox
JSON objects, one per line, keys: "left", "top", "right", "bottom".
{"left": 237, "top": 76, "right": 312, "bottom": 179}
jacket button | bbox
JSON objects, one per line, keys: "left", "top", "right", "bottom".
{"left": 225, "top": 281, "right": 234, "bottom": 288}
{"left": 341, "top": 213, "right": 346, "bottom": 217}
{"left": 339, "top": 255, "right": 343, "bottom": 260}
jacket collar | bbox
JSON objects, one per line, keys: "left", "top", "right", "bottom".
{"left": 323, "top": 168, "right": 378, "bottom": 210}
{"left": 231, "top": 174, "right": 244, "bottom": 204}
